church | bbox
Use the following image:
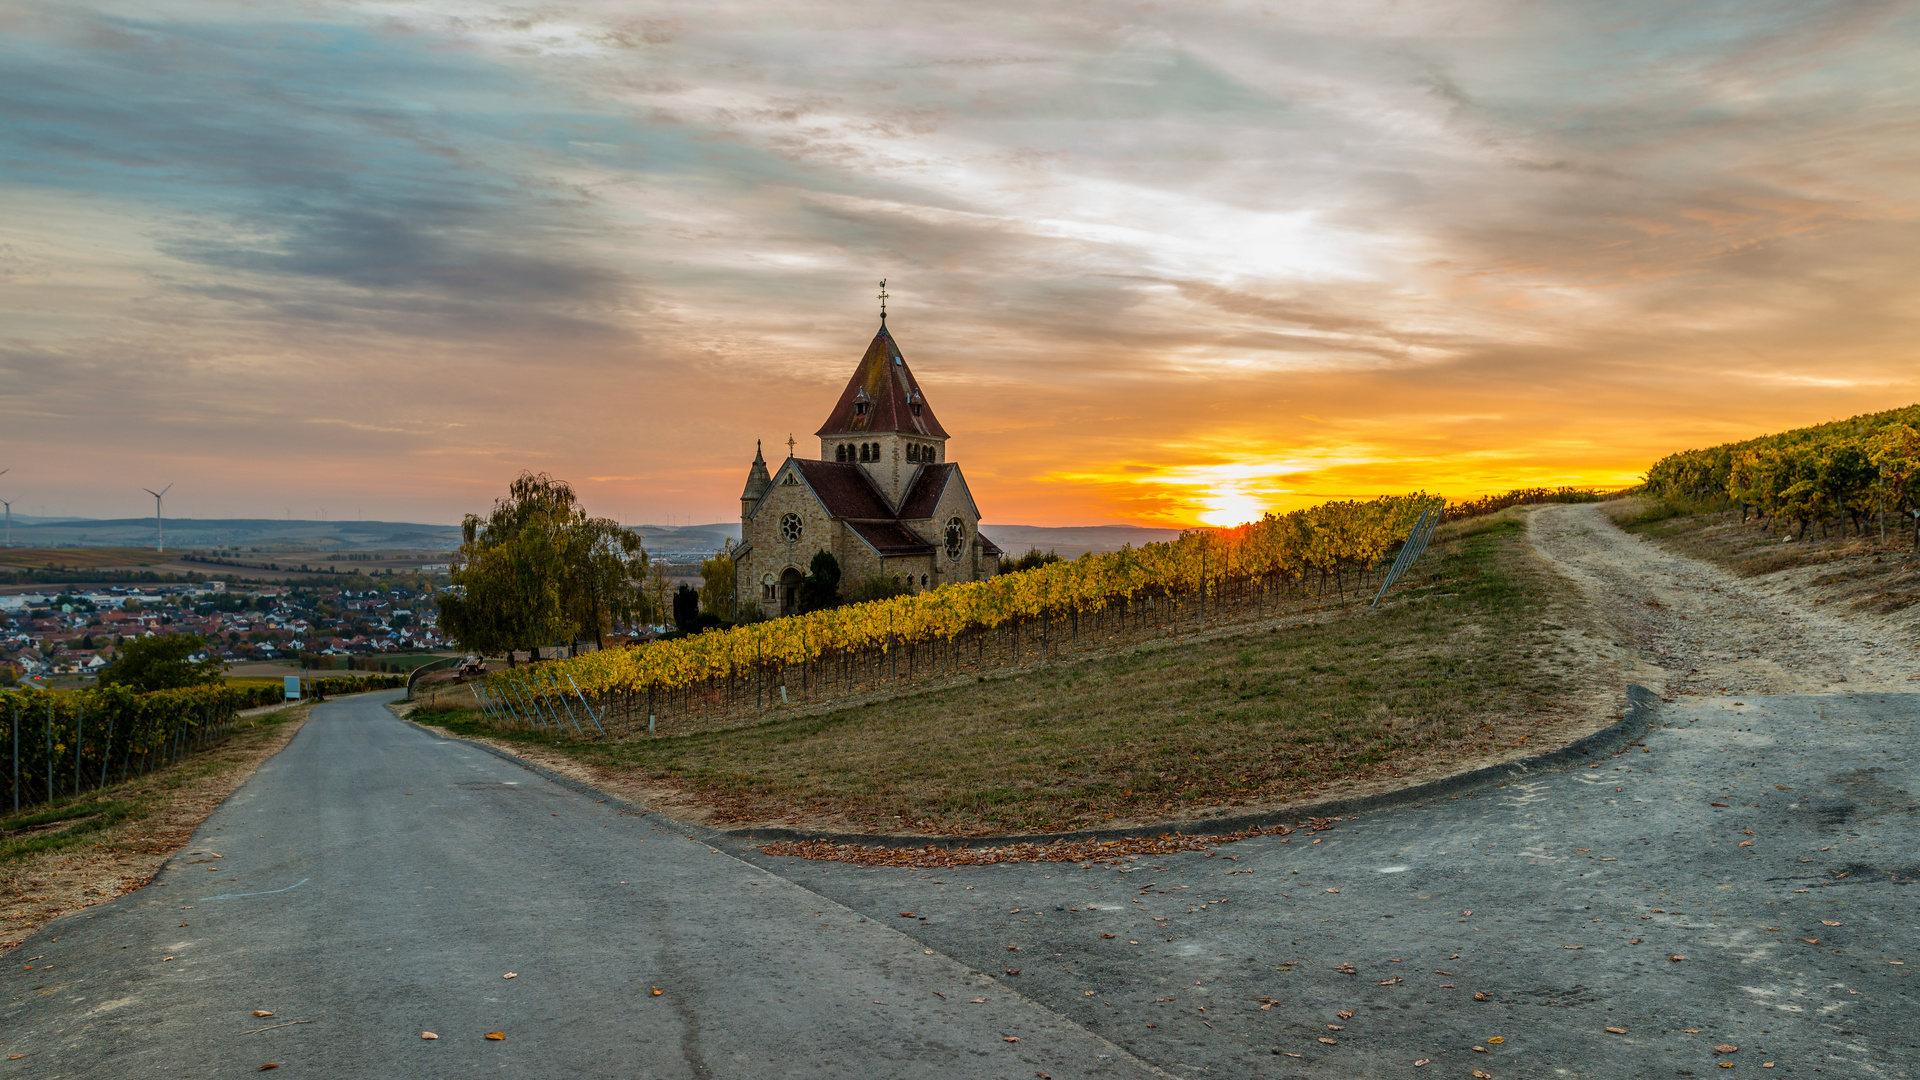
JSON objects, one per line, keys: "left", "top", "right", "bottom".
{"left": 734, "top": 307, "right": 1001, "bottom": 617}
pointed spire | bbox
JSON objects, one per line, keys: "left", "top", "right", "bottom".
{"left": 741, "top": 439, "right": 773, "bottom": 503}
{"left": 814, "top": 325, "right": 948, "bottom": 439}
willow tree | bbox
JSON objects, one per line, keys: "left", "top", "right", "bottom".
{"left": 438, "top": 473, "right": 651, "bottom": 658}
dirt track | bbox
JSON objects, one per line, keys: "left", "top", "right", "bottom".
{"left": 1529, "top": 503, "right": 1920, "bottom": 696}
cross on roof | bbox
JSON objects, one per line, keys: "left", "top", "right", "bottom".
{"left": 877, "top": 278, "right": 889, "bottom": 324}
{"left": 786, "top": 433, "right": 796, "bottom": 457}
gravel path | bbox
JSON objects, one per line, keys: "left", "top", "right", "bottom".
{"left": 1527, "top": 504, "right": 1920, "bottom": 696}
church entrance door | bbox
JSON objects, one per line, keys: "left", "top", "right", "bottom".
{"left": 779, "top": 567, "right": 804, "bottom": 615}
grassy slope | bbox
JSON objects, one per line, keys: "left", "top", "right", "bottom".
{"left": 428, "top": 512, "right": 1608, "bottom": 835}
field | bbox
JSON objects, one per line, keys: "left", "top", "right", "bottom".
{"left": 420, "top": 511, "right": 1619, "bottom": 836}
{"left": 0, "top": 547, "right": 167, "bottom": 571}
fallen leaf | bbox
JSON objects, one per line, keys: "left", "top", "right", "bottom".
{"left": 1326, "top": 1024, "right": 1343, "bottom": 1031}
{"left": 1563, "top": 945, "right": 1583, "bottom": 950}
{"left": 485, "top": 1032, "right": 506, "bottom": 1041}
{"left": 1684, "top": 1029, "right": 1701, "bottom": 1033}
{"left": 1474, "top": 1045, "right": 1488, "bottom": 1052}
{"left": 1003, "top": 1036, "right": 1021, "bottom": 1043}
{"left": 1318, "top": 1037, "right": 1337, "bottom": 1045}
{"left": 1335, "top": 964, "right": 1357, "bottom": 974}
{"left": 969, "top": 998, "right": 988, "bottom": 1004}
{"left": 1473, "top": 1071, "right": 1492, "bottom": 1079}
{"left": 1738, "top": 841, "right": 1754, "bottom": 847}
{"left": 1102, "top": 934, "right": 1116, "bottom": 939}
{"left": 1337, "top": 1010, "right": 1354, "bottom": 1020}
{"left": 1822, "top": 920, "right": 1842, "bottom": 926}
{"left": 1005, "top": 968, "right": 1021, "bottom": 976}
{"left": 163, "top": 956, "right": 174, "bottom": 962}
{"left": 1714, "top": 1045, "right": 1738, "bottom": 1054}
{"left": 1414, "top": 1059, "right": 1430, "bottom": 1067}
{"left": 1474, "top": 992, "right": 1490, "bottom": 1002}
{"left": 1487, "top": 1037, "right": 1504, "bottom": 1044}
{"left": 502, "top": 973, "right": 517, "bottom": 980}
{"left": 899, "top": 912, "right": 915, "bottom": 918}
{"left": 421, "top": 1031, "right": 439, "bottom": 1040}
{"left": 1436, "top": 970, "right": 1453, "bottom": 975}
{"left": 1802, "top": 938, "right": 1820, "bottom": 944}
{"left": 1669, "top": 955, "right": 1685, "bottom": 962}
{"left": 1007, "top": 945, "right": 1019, "bottom": 952}
{"left": 6, "top": 1056, "right": 23, "bottom": 1061}
{"left": 1763, "top": 1063, "right": 1775, "bottom": 1068}
{"left": 1378, "top": 976, "right": 1404, "bottom": 986}
{"left": 258, "top": 1066, "right": 278, "bottom": 1072}
{"left": 253, "top": 1011, "right": 275, "bottom": 1018}
{"left": 1037, "top": 1073, "right": 1051, "bottom": 1079}
{"left": 1462, "top": 911, "right": 1472, "bottom": 917}
{"left": 651, "top": 987, "right": 663, "bottom": 996}
{"left": 1325, "top": 888, "right": 1339, "bottom": 893}
{"left": 1606, "top": 1027, "right": 1627, "bottom": 1034}
{"left": 1281, "top": 1051, "right": 1302, "bottom": 1057}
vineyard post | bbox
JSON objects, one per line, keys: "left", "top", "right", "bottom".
{"left": 75, "top": 700, "right": 82, "bottom": 795}
{"left": 550, "top": 673, "right": 584, "bottom": 735}
{"left": 10, "top": 699, "right": 16, "bottom": 813}
{"left": 46, "top": 699, "right": 53, "bottom": 805}
{"left": 565, "top": 674, "right": 603, "bottom": 735}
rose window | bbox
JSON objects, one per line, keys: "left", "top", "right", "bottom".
{"left": 944, "top": 517, "right": 965, "bottom": 560}
{"left": 780, "top": 513, "right": 803, "bottom": 542}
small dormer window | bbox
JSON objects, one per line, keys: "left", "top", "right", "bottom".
{"left": 853, "top": 389, "right": 871, "bottom": 417}
{"left": 908, "top": 389, "right": 923, "bottom": 417}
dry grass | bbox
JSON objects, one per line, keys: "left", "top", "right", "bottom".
{"left": 426, "top": 513, "right": 1616, "bottom": 837}
{"left": 0, "top": 703, "right": 311, "bottom": 949}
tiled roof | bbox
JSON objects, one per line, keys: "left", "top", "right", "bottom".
{"left": 791, "top": 459, "right": 894, "bottom": 520}
{"left": 814, "top": 326, "right": 950, "bottom": 439}
{"left": 847, "top": 520, "right": 935, "bottom": 555}
{"left": 977, "top": 532, "right": 1003, "bottom": 556}
{"left": 898, "top": 463, "right": 955, "bottom": 520}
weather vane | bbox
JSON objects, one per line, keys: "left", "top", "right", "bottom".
{"left": 877, "top": 278, "right": 889, "bottom": 325}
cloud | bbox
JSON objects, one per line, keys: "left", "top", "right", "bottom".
{"left": 0, "top": 0, "right": 1916, "bottom": 525}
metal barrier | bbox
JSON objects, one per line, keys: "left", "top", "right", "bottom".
{"left": 405, "top": 655, "right": 467, "bottom": 700}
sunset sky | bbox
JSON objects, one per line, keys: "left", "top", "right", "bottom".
{"left": 3, "top": 1, "right": 1917, "bottom": 529}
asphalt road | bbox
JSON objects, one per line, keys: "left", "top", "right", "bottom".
{"left": 2, "top": 691, "right": 1161, "bottom": 1079}
{"left": 6, "top": 689, "right": 1915, "bottom": 1078}
{"left": 741, "top": 692, "right": 1918, "bottom": 1078}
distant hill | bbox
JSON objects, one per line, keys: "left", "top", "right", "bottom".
{"left": 1, "top": 517, "right": 1185, "bottom": 561}
{"left": 977, "top": 524, "right": 1184, "bottom": 559}
{"left": 4, "top": 518, "right": 462, "bottom": 552}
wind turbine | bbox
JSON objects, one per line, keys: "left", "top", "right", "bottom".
{"left": 0, "top": 467, "right": 9, "bottom": 548}
{"left": 143, "top": 483, "right": 173, "bottom": 553}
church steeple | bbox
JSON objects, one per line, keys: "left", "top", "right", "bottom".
{"left": 813, "top": 326, "right": 948, "bottom": 440}
{"left": 739, "top": 439, "right": 772, "bottom": 516}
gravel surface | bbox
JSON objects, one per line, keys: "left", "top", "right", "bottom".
{"left": 1528, "top": 505, "right": 1920, "bottom": 696}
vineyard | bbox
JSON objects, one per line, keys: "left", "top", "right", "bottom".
{"left": 1645, "top": 403, "right": 1920, "bottom": 544}
{"left": 0, "top": 674, "right": 405, "bottom": 812}
{"left": 474, "top": 493, "right": 1444, "bottom": 738}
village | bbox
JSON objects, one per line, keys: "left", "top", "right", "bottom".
{"left": 0, "top": 581, "right": 451, "bottom": 685}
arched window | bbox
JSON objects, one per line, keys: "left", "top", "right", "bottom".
{"left": 945, "top": 517, "right": 965, "bottom": 560}
{"left": 780, "top": 513, "right": 803, "bottom": 543}
{"left": 920, "top": 573, "right": 928, "bottom": 588}
{"left": 835, "top": 444, "right": 847, "bottom": 462}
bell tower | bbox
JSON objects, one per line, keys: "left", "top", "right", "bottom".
{"left": 814, "top": 283, "right": 950, "bottom": 508}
